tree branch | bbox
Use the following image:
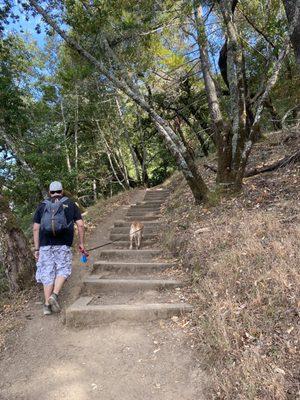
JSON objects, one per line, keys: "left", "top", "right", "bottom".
{"left": 238, "top": 7, "right": 276, "bottom": 49}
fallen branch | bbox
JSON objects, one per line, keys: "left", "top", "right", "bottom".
{"left": 204, "top": 149, "right": 300, "bottom": 177}
{"left": 245, "top": 149, "right": 300, "bottom": 176}
{"left": 283, "top": 132, "right": 298, "bottom": 143}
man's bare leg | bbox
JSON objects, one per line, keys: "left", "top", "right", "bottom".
{"left": 48, "top": 276, "right": 66, "bottom": 312}
{"left": 43, "top": 284, "right": 54, "bottom": 305}
{"left": 53, "top": 275, "right": 66, "bottom": 295}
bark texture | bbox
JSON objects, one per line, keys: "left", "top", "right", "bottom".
{"left": 283, "top": 0, "right": 300, "bottom": 66}
{"left": 193, "top": 0, "right": 295, "bottom": 191}
{"left": 0, "top": 195, "right": 35, "bottom": 292}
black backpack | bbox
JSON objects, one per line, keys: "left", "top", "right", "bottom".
{"left": 40, "top": 197, "right": 72, "bottom": 236}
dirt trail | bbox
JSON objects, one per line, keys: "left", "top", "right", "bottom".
{"left": 0, "top": 189, "right": 206, "bottom": 400}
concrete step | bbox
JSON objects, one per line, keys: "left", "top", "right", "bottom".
{"left": 134, "top": 198, "right": 164, "bottom": 206}
{"left": 131, "top": 202, "right": 161, "bottom": 207}
{"left": 128, "top": 206, "right": 161, "bottom": 212}
{"left": 136, "top": 201, "right": 163, "bottom": 206}
{"left": 82, "top": 277, "right": 183, "bottom": 294}
{"left": 98, "top": 249, "right": 162, "bottom": 261}
{"left": 144, "top": 190, "right": 169, "bottom": 195}
{"left": 66, "top": 297, "right": 192, "bottom": 327}
{"left": 110, "top": 226, "right": 159, "bottom": 234}
{"left": 145, "top": 190, "right": 169, "bottom": 196}
{"left": 145, "top": 189, "right": 169, "bottom": 192}
{"left": 110, "top": 233, "right": 157, "bottom": 241}
{"left": 114, "top": 219, "right": 162, "bottom": 228}
{"left": 125, "top": 215, "right": 161, "bottom": 221}
{"left": 114, "top": 220, "right": 161, "bottom": 227}
{"left": 92, "top": 261, "right": 172, "bottom": 274}
{"left": 143, "top": 196, "right": 168, "bottom": 201}
{"left": 128, "top": 207, "right": 161, "bottom": 212}
{"left": 126, "top": 210, "right": 161, "bottom": 218}
{"left": 106, "top": 240, "right": 155, "bottom": 249}
{"left": 127, "top": 211, "right": 161, "bottom": 216}
{"left": 144, "top": 195, "right": 169, "bottom": 198}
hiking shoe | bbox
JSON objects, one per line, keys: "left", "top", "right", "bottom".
{"left": 43, "top": 304, "right": 52, "bottom": 316}
{"left": 48, "top": 293, "right": 61, "bottom": 313}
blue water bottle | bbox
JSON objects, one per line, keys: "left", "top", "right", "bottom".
{"left": 81, "top": 254, "right": 88, "bottom": 263}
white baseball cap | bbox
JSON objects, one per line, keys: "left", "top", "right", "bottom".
{"left": 49, "top": 181, "right": 63, "bottom": 191}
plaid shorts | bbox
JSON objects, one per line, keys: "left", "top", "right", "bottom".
{"left": 36, "top": 245, "right": 72, "bottom": 286}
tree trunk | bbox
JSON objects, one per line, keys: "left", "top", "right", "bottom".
{"left": 60, "top": 99, "right": 72, "bottom": 173}
{"left": 264, "top": 98, "right": 283, "bottom": 130}
{"left": 0, "top": 194, "right": 35, "bottom": 292}
{"left": 179, "top": 78, "right": 215, "bottom": 149}
{"left": 138, "top": 113, "right": 150, "bottom": 186}
{"left": 133, "top": 145, "right": 150, "bottom": 186}
{"left": 283, "top": 0, "right": 300, "bottom": 67}
{"left": 217, "top": 0, "right": 249, "bottom": 190}
{"left": 192, "top": 2, "right": 227, "bottom": 144}
{"left": 115, "top": 97, "right": 141, "bottom": 184}
{"left": 175, "top": 111, "right": 209, "bottom": 156}
{"left": 95, "top": 121, "right": 127, "bottom": 190}
{"left": 93, "top": 179, "right": 97, "bottom": 201}
{"left": 193, "top": 2, "right": 238, "bottom": 190}
{"left": 193, "top": 1, "right": 292, "bottom": 191}
{"left": 237, "top": 36, "right": 293, "bottom": 182}
{"left": 172, "top": 118, "right": 195, "bottom": 161}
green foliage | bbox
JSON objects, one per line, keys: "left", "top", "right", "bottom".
{"left": 0, "top": 0, "right": 299, "bottom": 232}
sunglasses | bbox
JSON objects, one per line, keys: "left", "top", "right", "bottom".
{"left": 50, "top": 190, "right": 62, "bottom": 194}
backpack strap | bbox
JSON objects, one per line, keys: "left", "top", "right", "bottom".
{"left": 42, "top": 197, "right": 68, "bottom": 206}
{"left": 42, "top": 199, "right": 52, "bottom": 213}
{"left": 60, "top": 196, "right": 69, "bottom": 204}
{"left": 59, "top": 196, "right": 73, "bottom": 227}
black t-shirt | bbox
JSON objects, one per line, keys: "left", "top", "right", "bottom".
{"left": 33, "top": 197, "right": 82, "bottom": 247}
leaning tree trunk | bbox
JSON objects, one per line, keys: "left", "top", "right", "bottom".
{"left": 0, "top": 195, "right": 35, "bottom": 293}
{"left": 28, "top": 0, "right": 209, "bottom": 204}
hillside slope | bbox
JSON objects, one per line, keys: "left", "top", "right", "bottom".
{"left": 161, "top": 128, "right": 300, "bottom": 399}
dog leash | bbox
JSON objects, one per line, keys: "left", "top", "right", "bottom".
{"left": 80, "top": 227, "right": 144, "bottom": 263}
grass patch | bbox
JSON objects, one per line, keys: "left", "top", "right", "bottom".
{"left": 161, "top": 129, "right": 300, "bottom": 399}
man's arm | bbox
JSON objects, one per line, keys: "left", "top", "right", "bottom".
{"left": 33, "top": 223, "right": 40, "bottom": 260}
{"left": 75, "top": 219, "right": 85, "bottom": 250}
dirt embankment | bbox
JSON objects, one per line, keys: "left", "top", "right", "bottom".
{"left": 160, "top": 129, "right": 300, "bottom": 400}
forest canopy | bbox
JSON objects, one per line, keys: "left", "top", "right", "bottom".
{"left": 0, "top": 0, "right": 299, "bottom": 228}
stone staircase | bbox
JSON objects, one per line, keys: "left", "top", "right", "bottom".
{"left": 66, "top": 188, "right": 192, "bottom": 327}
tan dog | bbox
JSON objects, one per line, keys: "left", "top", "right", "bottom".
{"left": 129, "top": 221, "right": 144, "bottom": 250}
